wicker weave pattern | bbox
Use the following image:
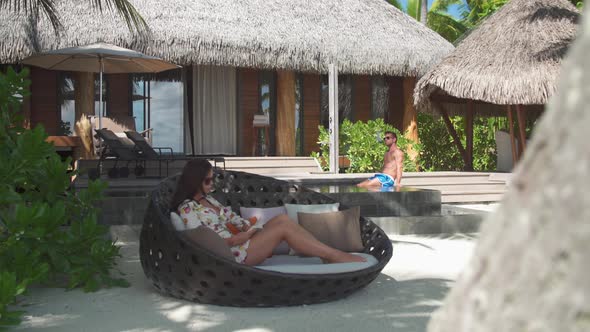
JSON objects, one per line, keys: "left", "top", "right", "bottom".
{"left": 139, "top": 170, "right": 393, "bottom": 306}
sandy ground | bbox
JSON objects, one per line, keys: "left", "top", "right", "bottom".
{"left": 11, "top": 227, "right": 477, "bottom": 332}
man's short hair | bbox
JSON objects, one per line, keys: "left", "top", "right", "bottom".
{"left": 385, "top": 131, "right": 397, "bottom": 140}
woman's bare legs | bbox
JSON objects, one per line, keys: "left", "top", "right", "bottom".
{"left": 243, "top": 214, "right": 366, "bottom": 266}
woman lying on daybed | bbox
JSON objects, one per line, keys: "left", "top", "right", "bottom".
{"left": 170, "top": 159, "right": 366, "bottom": 266}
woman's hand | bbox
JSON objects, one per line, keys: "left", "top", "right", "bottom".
{"left": 226, "top": 228, "right": 257, "bottom": 246}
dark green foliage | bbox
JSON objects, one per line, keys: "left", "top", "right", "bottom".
{"left": 416, "top": 113, "right": 464, "bottom": 171}
{"left": 0, "top": 67, "right": 128, "bottom": 328}
{"left": 311, "top": 119, "right": 421, "bottom": 173}
{"left": 417, "top": 113, "right": 538, "bottom": 171}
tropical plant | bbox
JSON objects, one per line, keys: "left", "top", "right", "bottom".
{"left": 311, "top": 119, "right": 422, "bottom": 173}
{"left": 0, "top": 0, "right": 147, "bottom": 33}
{"left": 0, "top": 67, "right": 128, "bottom": 328}
{"left": 387, "top": 0, "right": 468, "bottom": 42}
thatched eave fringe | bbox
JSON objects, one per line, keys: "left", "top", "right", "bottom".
{"left": 414, "top": 0, "right": 579, "bottom": 113}
{"left": 0, "top": 0, "right": 454, "bottom": 76}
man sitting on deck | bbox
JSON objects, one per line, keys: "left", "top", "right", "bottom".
{"left": 357, "top": 131, "right": 404, "bottom": 188}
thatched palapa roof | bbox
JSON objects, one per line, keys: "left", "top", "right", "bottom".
{"left": 0, "top": 0, "right": 453, "bottom": 76}
{"left": 414, "top": 0, "right": 580, "bottom": 114}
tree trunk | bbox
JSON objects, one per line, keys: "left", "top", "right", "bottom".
{"left": 428, "top": 6, "right": 590, "bottom": 332}
{"left": 420, "top": 0, "right": 428, "bottom": 25}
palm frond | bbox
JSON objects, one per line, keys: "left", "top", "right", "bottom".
{"left": 386, "top": 0, "right": 403, "bottom": 10}
{"left": 407, "top": 0, "right": 420, "bottom": 20}
{"left": 427, "top": 11, "right": 468, "bottom": 42}
{"left": 430, "top": 0, "right": 463, "bottom": 12}
{"left": 91, "top": 0, "right": 149, "bottom": 34}
{"left": 0, "top": 0, "right": 62, "bottom": 31}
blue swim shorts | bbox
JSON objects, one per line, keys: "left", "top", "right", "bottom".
{"left": 368, "top": 173, "right": 395, "bottom": 187}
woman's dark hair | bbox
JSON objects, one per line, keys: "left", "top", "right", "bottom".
{"left": 170, "top": 159, "right": 213, "bottom": 210}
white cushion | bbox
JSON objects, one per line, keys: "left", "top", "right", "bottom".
{"left": 240, "top": 206, "right": 289, "bottom": 254}
{"left": 239, "top": 206, "right": 287, "bottom": 228}
{"left": 170, "top": 211, "right": 201, "bottom": 231}
{"left": 284, "top": 203, "right": 340, "bottom": 223}
{"left": 255, "top": 253, "right": 378, "bottom": 274}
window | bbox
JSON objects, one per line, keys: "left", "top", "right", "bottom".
{"left": 371, "top": 76, "right": 389, "bottom": 120}
{"left": 57, "top": 73, "right": 75, "bottom": 135}
{"left": 57, "top": 73, "right": 110, "bottom": 135}
{"left": 132, "top": 69, "right": 183, "bottom": 153}
{"left": 320, "top": 74, "right": 353, "bottom": 128}
{"left": 256, "top": 71, "right": 275, "bottom": 156}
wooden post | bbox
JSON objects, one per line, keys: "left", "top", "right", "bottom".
{"left": 465, "top": 100, "right": 474, "bottom": 171}
{"left": 436, "top": 102, "right": 469, "bottom": 169}
{"left": 328, "top": 64, "right": 339, "bottom": 173}
{"left": 516, "top": 104, "right": 527, "bottom": 156}
{"left": 74, "top": 72, "right": 96, "bottom": 159}
{"left": 507, "top": 105, "right": 518, "bottom": 162}
{"left": 387, "top": 76, "right": 405, "bottom": 132}
{"left": 402, "top": 77, "right": 420, "bottom": 168}
{"left": 276, "top": 70, "right": 296, "bottom": 156}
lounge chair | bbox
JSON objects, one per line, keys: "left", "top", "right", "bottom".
{"left": 90, "top": 128, "right": 141, "bottom": 179}
{"left": 125, "top": 130, "right": 226, "bottom": 175}
{"left": 139, "top": 170, "right": 393, "bottom": 306}
{"left": 88, "top": 115, "right": 153, "bottom": 157}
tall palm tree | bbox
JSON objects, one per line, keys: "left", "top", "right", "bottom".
{"left": 387, "top": 0, "right": 468, "bottom": 42}
{"left": 421, "top": 0, "right": 428, "bottom": 24}
{"left": 0, "top": 0, "right": 147, "bottom": 33}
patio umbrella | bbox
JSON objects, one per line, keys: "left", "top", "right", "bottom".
{"left": 22, "top": 42, "right": 179, "bottom": 129}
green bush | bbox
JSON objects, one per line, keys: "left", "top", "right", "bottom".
{"left": 311, "top": 118, "right": 421, "bottom": 173}
{"left": 0, "top": 67, "right": 128, "bottom": 328}
{"left": 417, "top": 113, "right": 528, "bottom": 171}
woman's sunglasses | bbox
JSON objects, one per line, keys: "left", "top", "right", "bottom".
{"left": 203, "top": 176, "right": 214, "bottom": 185}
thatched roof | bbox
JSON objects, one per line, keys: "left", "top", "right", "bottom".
{"left": 0, "top": 0, "right": 453, "bottom": 76}
{"left": 414, "top": 0, "right": 580, "bottom": 115}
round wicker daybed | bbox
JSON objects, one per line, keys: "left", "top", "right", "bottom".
{"left": 139, "top": 169, "right": 393, "bottom": 307}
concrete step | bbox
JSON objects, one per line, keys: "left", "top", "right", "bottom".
{"left": 370, "top": 214, "right": 485, "bottom": 235}
{"left": 442, "top": 192, "right": 505, "bottom": 203}
{"left": 402, "top": 176, "right": 503, "bottom": 185}
{"left": 409, "top": 183, "right": 507, "bottom": 192}
{"left": 225, "top": 167, "right": 320, "bottom": 175}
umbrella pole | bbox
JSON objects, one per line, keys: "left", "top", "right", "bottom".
{"left": 99, "top": 56, "right": 104, "bottom": 130}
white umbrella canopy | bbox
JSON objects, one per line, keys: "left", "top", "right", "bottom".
{"left": 22, "top": 42, "right": 179, "bottom": 128}
{"left": 22, "top": 42, "right": 178, "bottom": 73}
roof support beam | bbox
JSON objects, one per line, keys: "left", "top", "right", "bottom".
{"left": 435, "top": 101, "right": 470, "bottom": 170}
{"left": 516, "top": 104, "right": 527, "bottom": 157}
{"left": 74, "top": 71, "right": 96, "bottom": 159}
{"left": 465, "top": 100, "right": 474, "bottom": 171}
{"left": 276, "top": 70, "right": 296, "bottom": 156}
{"left": 507, "top": 105, "right": 519, "bottom": 163}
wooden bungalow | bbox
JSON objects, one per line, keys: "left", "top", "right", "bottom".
{"left": 414, "top": 0, "right": 580, "bottom": 170}
{"left": 0, "top": 0, "right": 453, "bottom": 158}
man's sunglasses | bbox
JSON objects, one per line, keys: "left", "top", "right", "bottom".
{"left": 203, "top": 176, "right": 214, "bottom": 185}
{"left": 383, "top": 136, "right": 393, "bottom": 140}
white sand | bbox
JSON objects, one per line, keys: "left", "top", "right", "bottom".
{"left": 12, "top": 228, "right": 476, "bottom": 332}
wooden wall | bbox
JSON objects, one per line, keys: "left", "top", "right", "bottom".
{"left": 387, "top": 76, "right": 405, "bottom": 132}
{"left": 106, "top": 74, "right": 130, "bottom": 118}
{"left": 30, "top": 67, "right": 59, "bottom": 135}
{"left": 238, "top": 68, "right": 259, "bottom": 156}
{"left": 303, "top": 74, "right": 321, "bottom": 155}
{"left": 353, "top": 75, "right": 371, "bottom": 122}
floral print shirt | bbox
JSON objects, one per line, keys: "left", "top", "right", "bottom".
{"left": 178, "top": 197, "right": 252, "bottom": 263}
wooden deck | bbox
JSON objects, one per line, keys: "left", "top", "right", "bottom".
{"left": 73, "top": 157, "right": 509, "bottom": 204}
